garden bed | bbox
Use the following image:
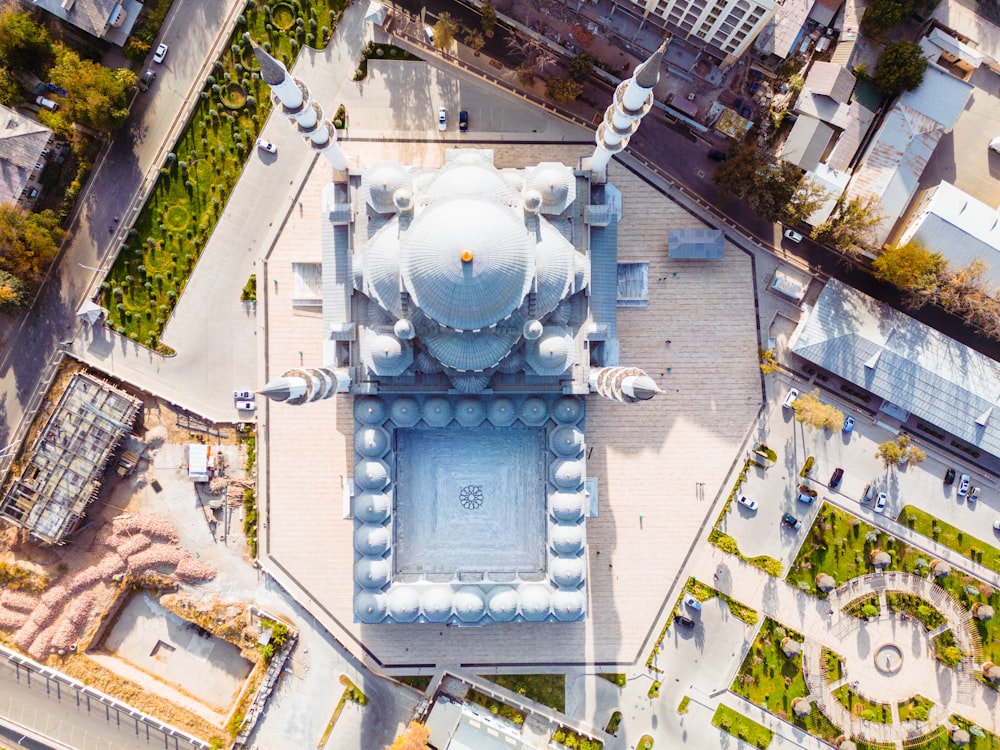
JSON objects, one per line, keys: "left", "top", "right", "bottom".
{"left": 712, "top": 704, "right": 773, "bottom": 748}
{"left": 832, "top": 684, "right": 892, "bottom": 724}
{"left": 897, "top": 695, "right": 933, "bottom": 723}
{"left": 483, "top": 674, "right": 564, "bottom": 712}
{"left": 899, "top": 505, "right": 1000, "bottom": 575}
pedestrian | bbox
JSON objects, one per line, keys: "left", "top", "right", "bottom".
{"left": 113, "top": 216, "right": 119, "bottom": 223}
{"left": 107, "top": 225, "right": 113, "bottom": 233}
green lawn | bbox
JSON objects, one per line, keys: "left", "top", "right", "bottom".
{"left": 103, "top": 0, "right": 344, "bottom": 351}
{"left": 597, "top": 673, "right": 626, "bottom": 687}
{"left": 712, "top": 705, "right": 773, "bottom": 748}
{"left": 832, "top": 684, "right": 892, "bottom": 723}
{"left": 899, "top": 505, "right": 1000, "bottom": 574}
{"left": 483, "top": 674, "right": 564, "bottom": 712}
{"left": 885, "top": 591, "right": 945, "bottom": 630}
{"left": 821, "top": 646, "right": 843, "bottom": 683}
{"left": 897, "top": 694, "right": 933, "bottom": 723}
{"left": 396, "top": 675, "right": 431, "bottom": 691}
{"left": 898, "top": 717, "right": 1000, "bottom": 749}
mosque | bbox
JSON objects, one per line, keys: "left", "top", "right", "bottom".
{"left": 252, "top": 39, "right": 670, "bottom": 627}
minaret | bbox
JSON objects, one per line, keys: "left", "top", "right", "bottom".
{"left": 248, "top": 36, "right": 348, "bottom": 170}
{"left": 261, "top": 366, "right": 351, "bottom": 405}
{"left": 589, "top": 367, "right": 663, "bottom": 404}
{"left": 588, "top": 40, "right": 668, "bottom": 176}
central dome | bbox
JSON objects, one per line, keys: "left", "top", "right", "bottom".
{"left": 401, "top": 198, "right": 533, "bottom": 330}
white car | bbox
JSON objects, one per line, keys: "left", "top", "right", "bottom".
{"left": 236, "top": 400, "right": 256, "bottom": 411}
{"left": 957, "top": 474, "right": 971, "bottom": 496}
{"left": 783, "top": 228, "right": 803, "bottom": 243}
{"left": 256, "top": 139, "right": 277, "bottom": 154}
{"left": 437, "top": 107, "right": 447, "bottom": 131}
{"left": 737, "top": 494, "right": 758, "bottom": 512}
{"left": 873, "top": 492, "right": 887, "bottom": 514}
{"left": 153, "top": 43, "right": 168, "bottom": 64}
{"left": 233, "top": 390, "right": 254, "bottom": 400}
{"left": 782, "top": 388, "right": 800, "bottom": 409}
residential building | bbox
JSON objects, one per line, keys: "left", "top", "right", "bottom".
{"left": 0, "top": 105, "right": 53, "bottom": 209}
{"left": 28, "top": 0, "right": 142, "bottom": 46}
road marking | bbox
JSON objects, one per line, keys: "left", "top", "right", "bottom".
{"left": 696, "top": 170, "right": 705, "bottom": 178}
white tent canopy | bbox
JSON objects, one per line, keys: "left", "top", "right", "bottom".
{"left": 365, "top": 1, "right": 388, "bottom": 25}
{"left": 76, "top": 300, "right": 105, "bottom": 325}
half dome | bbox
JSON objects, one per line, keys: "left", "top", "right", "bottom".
{"left": 421, "top": 586, "right": 454, "bottom": 622}
{"left": 354, "top": 557, "right": 391, "bottom": 589}
{"left": 363, "top": 161, "right": 410, "bottom": 213}
{"left": 387, "top": 586, "right": 421, "bottom": 622}
{"left": 354, "top": 591, "right": 387, "bottom": 623}
{"left": 354, "top": 492, "right": 391, "bottom": 523}
{"left": 354, "top": 523, "right": 390, "bottom": 555}
{"left": 355, "top": 427, "right": 390, "bottom": 458}
{"left": 519, "top": 585, "right": 552, "bottom": 621}
{"left": 486, "top": 587, "right": 519, "bottom": 622}
{"left": 526, "top": 326, "right": 576, "bottom": 376}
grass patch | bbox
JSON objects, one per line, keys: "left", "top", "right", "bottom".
{"left": 821, "top": 646, "right": 844, "bottom": 683}
{"left": 0, "top": 561, "right": 49, "bottom": 592}
{"left": 899, "top": 505, "right": 1000, "bottom": 574}
{"left": 242, "top": 488, "right": 257, "bottom": 557}
{"left": 466, "top": 689, "right": 525, "bottom": 725}
{"left": 605, "top": 710, "right": 622, "bottom": 734}
{"left": 397, "top": 675, "right": 432, "bottom": 691}
{"left": 103, "top": 0, "right": 343, "bottom": 351}
{"left": 948, "top": 715, "right": 1000, "bottom": 749}
{"left": 241, "top": 273, "right": 257, "bottom": 302}
{"left": 353, "top": 40, "right": 423, "bottom": 80}
{"left": 636, "top": 737, "right": 653, "bottom": 750}
{"left": 932, "top": 630, "right": 965, "bottom": 667}
{"left": 712, "top": 704, "right": 773, "bottom": 748}
{"left": 552, "top": 726, "right": 602, "bottom": 749}
{"left": 708, "top": 529, "right": 784, "bottom": 577}
{"left": 897, "top": 694, "right": 933, "bottom": 723}
{"left": 647, "top": 680, "right": 660, "bottom": 698}
{"left": 678, "top": 695, "right": 690, "bottom": 714}
{"left": 483, "top": 674, "right": 564, "bottom": 713}
{"left": 732, "top": 618, "right": 808, "bottom": 720}
{"left": 886, "top": 591, "right": 945, "bottom": 630}
{"left": 843, "top": 593, "right": 881, "bottom": 619}
{"left": 689, "top": 579, "right": 759, "bottom": 625}
{"left": 597, "top": 673, "right": 626, "bottom": 687}
{"left": 832, "top": 684, "right": 892, "bottom": 723}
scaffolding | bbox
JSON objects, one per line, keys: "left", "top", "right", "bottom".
{"left": 0, "top": 373, "right": 142, "bottom": 544}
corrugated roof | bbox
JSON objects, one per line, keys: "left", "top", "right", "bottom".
{"left": 809, "top": 0, "right": 842, "bottom": 26}
{"left": 32, "top": 0, "right": 118, "bottom": 39}
{"left": 804, "top": 61, "right": 856, "bottom": 103}
{"left": 824, "top": 100, "right": 874, "bottom": 172}
{"left": 0, "top": 106, "right": 51, "bottom": 204}
{"left": 791, "top": 279, "right": 1000, "bottom": 459}
{"left": 667, "top": 228, "right": 725, "bottom": 259}
{"left": 780, "top": 115, "right": 835, "bottom": 172}
{"left": 897, "top": 64, "right": 973, "bottom": 131}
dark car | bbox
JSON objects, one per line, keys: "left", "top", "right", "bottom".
{"left": 944, "top": 467, "right": 956, "bottom": 485}
{"left": 459, "top": 110, "right": 468, "bottom": 132}
{"left": 674, "top": 614, "right": 695, "bottom": 628}
{"left": 707, "top": 149, "right": 728, "bottom": 161}
{"left": 139, "top": 69, "right": 156, "bottom": 91}
{"left": 782, "top": 513, "right": 801, "bottom": 529}
{"left": 829, "top": 467, "right": 844, "bottom": 488}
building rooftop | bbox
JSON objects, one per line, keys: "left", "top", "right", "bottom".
{"left": 30, "top": 0, "right": 140, "bottom": 45}
{"left": 0, "top": 105, "right": 52, "bottom": 205}
{"left": 780, "top": 115, "right": 836, "bottom": 172}
{"left": 804, "top": 61, "right": 856, "bottom": 103}
{"left": 668, "top": 228, "right": 725, "bottom": 259}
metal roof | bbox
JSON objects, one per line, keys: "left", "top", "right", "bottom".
{"left": 897, "top": 64, "right": 973, "bottom": 131}
{"left": 779, "top": 116, "right": 835, "bottom": 173}
{"left": 790, "top": 279, "right": 1000, "bottom": 458}
{"left": 0, "top": 106, "right": 51, "bottom": 205}
{"left": 804, "top": 61, "right": 856, "bottom": 103}
{"left": 668, "top": 228, "right": 725, "bottom": 259}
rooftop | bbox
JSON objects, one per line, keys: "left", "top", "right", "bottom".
{"left": 0, "top": 105, "right": 52, "bottom": 205}
{"left": 30, "top": 0, "right": 140, "bottom": 45}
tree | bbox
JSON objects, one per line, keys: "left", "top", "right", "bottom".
{"left": 0, "top": 204, "right": 64, "bottom": 285}
{"left": 876, "top": 435, "right": 925, "bottom": 468}
{"left": 568, "top": 51, "right": 595, "bottom": 83}
{"left": 874, "top": 41, "right": 928, "bottom": 99}
{"left": 506, "top": 34, "right": 554, "bottom": 81}
{"left": 386, "top": 722, "right": 431, "bottom": 750}
{"left": 713, "top": 142, "right": 814, "bottom": 223}
{"left": 759, "top": 348, "right": 779, "bottom": 375}
{"left": 431, "top": 12, "right": 458, "bottom": 49}
{"left": 783, "top": 178, "right": 829, "bottom": 226}
{"left": 0, "top": 67, "right": 20, "bottom": 106}
{"left": 47, "top": 45, "right": 136, "bottom": 132}
{"left": 861, "top": 0, "right": 914, "bottom": 39}
{"left": 546, "top": 75, "right": 583, "bottom": 103}
{"left": 480, "top": 0, "right": 498, "bottom": 36}
{"left": 0, "top": 269, "right": 28, "bottom": 310}
{"left": 791, "top": 389, "right": 844, "bottom": 430}
{"left": 0, "top": 7, "right": 54, "bottom": 71}
{"left": 873, "top": 239, "right": 946, "bottom": 304}
{"left": 463, "top": 27, "right": 485, "bottom": 52}
{"left": 811, "top": 194, "right": 885, "bottom": 257}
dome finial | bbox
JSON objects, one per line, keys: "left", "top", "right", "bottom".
{"left": 461, "top": 250, "right": 474, "bottom": 263}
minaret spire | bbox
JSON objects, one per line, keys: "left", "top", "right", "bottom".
{"left": 261, "top": 366, "right": 351, "bottom": 405}
{"left": 589, "top": 367, "right": 663, "bottom": 404}
{"left": 247, "top": 36, "right": 348, "bottom": 170}
{"left": 588, "top": 40, "right": 669, "bottom": 176}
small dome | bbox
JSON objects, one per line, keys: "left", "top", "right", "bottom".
{"left": 550, "top": 458, "right": 584, "bottom": 489}
{"left": 387, "top": 586, "right": 421, "bottom": 622}
{"left": 487, "top": 397, "right": 517, "bottom": 427}
{"left": 526, "top": 163, "right": 576, "bottom": 214}
{"left": 526, "top": 327, "right": 575, "bottom": 376}
{"left": 363, "top": 332, "right": 412, "bottom": 376}
{"left": 550, "top": 523, "right": 585, "bottom": 554}
{"left": 389, "top": 396, "right": 421, "bottom": 427}
{"left": 549, "top": 426, "right": 584, "bottom": 457}
{"left": 422, "top": 396, "right": 454, "bottom": 428}
{"left": 354, "top": 396, "right": 386, "bottom": 425}
{"left": 523, "top": 320, "right": 544, "bottom": 340}
{"left": 393, "top": 187, "right": 413, "bottom": 212}
{"left": 453, "top": 586, "right": 486, "bottom": 623}
{"left": 354, "top": 523, "right": 390, "bottom": 555}
{"left": 421, "top": 586, "right": 454, "bottom": 622}
{"left": 455, "top": 397, "right": 486, "bottom": 427}
{"left": 354, "top": 557, "right": 391, "bottom": 589}
{"left": 551, "top": 588, "right": 585, "bottom": 621}
{"left": 519, "top": 585, "right": 552, "bottom": 621}
{"left": 355, "top": 427, "right": 390, "bottom": 458}
{"left": 549, "top": 491, "right": 585, "bottom": 522}
{"left": 486, "top": 587, "right": 519, "bottom": 622}
{"left": 551, "top": 557, "right": 585, "bottom": 587}
{"left": 524, "top": 189, "right": 543, "bottom": 213}
{"left": 520, "top": 397, "right": 549, "bottom": 426}
{"left": 354, "top": 492, "right": 391, "bottom": 523}
{"left": 553, "top": 396, "right": 583, "bottom": 424}
{"left": 355, "top": 460, "right": 390, "bottom": 490}
{"left": 449, "top": 371, "right": 493, "bottom": 393}
{"left": 394, "top": 318, "right": 415, "bottom": 340}
{"left": 364, "top": 161, "right": 409, "bottom": 213}
{"left": 354, "top": 591, "right": 387, "bottom": 623}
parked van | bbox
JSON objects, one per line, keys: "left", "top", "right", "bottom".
{"left": 35, "top": 96, "right": 58, "bottom": 111}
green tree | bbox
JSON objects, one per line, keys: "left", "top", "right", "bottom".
{"left": 792, "top": 389, "right": 844, "bottom": 430}
{"left": 0, "top": 67, "right": 20, "bottom": 106}
{"left": 714, "top": 142, "right": 815, "bottom": 223}
{"left": 432, "top": 12, "right": 458, "bottom": 49}
{"left": 873, "top": 239, "right": 946, "bottom": 304}
{"left": 480, "top": 0, "right": 498, "bottom": 35}
{"left": 812, "top": 194, "right": 885, "bottom": 257}
{"left": 0, "top": 7, "right": 54, "bottom": 71}
{"left": 784, "top": 178, "right": 829, "bottom": 225}
{"left": 874, "top": 41, "right": 928, "bottom": 98}
{"left": 861, "top": 0, "right": 914, "bottom": 39}
{"left": 545, "top": 75, "right": 583, "bottom": 103}
{"left": 0, "top": 203, "right": 64, "bottom": 285}
{"left": 568, "top": 52, "right": 595, "bottom": 83}
{"left": 875, "top": 435, "right": 925, "bottom": 468}
{"left": 47, "top": 44, "right": 137, "bottom": 132}
{"left": 0, "top": 269, "right": 28, "bottom": 309}
{"left": 463, "top": 27, "right": 485, "bottom": 52}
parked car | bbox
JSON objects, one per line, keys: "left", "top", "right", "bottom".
{"left": 969, "top": 486, "right": 980, "bottom": 503}
{"left": 139, "top": 69, "right": 156, "bottom": 91}
{"left": 782, "top": 513, "right": 801, "bottom": 530}
{"left": 782, "top": 387, "right": 800, "bottom": 409}
{"left": 842, "top": 416, "right": 855, "bottom": 433}
{"left": 35, "top": 96, "right": 59, "bottom": 111}
{"left": 944, "top": 467, "right": 956, "bottom": 485}
{"left": 459, "top": 110, "right": 468, "bottom": 132}
{"left": 737, "top": 494, "right": 758, "bottom": 511}
{"left": 957, "top": 474, "right": 971, "bottom": 496}
{"left": 437, "top": 106, "right": 447, "bottom": 131}
{"left": 153, "top": 42, "right": 169, "bottom": 63}
{"left": 829, "top": 467, "right": 844, "bottom": 488}
{"left": 236, "top": 400, "right": 256, "bottom": 411}
{"left": 994, "top": 516, "right": 1000, "bottom": 533}
{"left": 256, "top": 138, "right": 277, "bottom": 154}
{"left": 707, "top": 149, "right": 728, "bottom": 162}
{"left": 861, "top": 483, "right": 875, "bottom": 505}
{"left": 674, "top": 614, "right": 695, "bottom": 628}
{"left": 683, "top": 594, "right": 702, "bottom": 611}
{"left": 874, "top": 492, "right": 887, "bottom": 514}
{"left": 233, "top": 390, "right": 254, "bottom": 400}
{"left": 797, "top": 484, "right": 818, "bottom": 505}
{"left": 783, "top": 228, "right": 803, "bottom": 243}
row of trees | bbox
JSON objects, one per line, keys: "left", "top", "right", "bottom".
{"left": 0, "top": 204, "right": 64, "bottom": 308}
